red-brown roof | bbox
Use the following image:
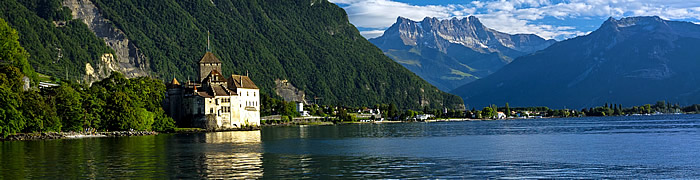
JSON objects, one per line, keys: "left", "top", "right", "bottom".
{"left": 199, "top": 52, "right": 222, "bottom": 64}
{"left": 228, "top": 75, "right": 259, "bottom": 89}
{"left": 196, "top": 91, "right": 213, "bottom": 98}
{"left": 211, "top": 85, "right": 236, "bottom": 96}
{"left": 203, "top": 70, "right": 227, "bottom": 82}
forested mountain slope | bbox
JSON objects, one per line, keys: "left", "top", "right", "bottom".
{"left": 0, "top": 0, "right": 113, "bottom": 80}
{"left": 3, "top": 0, "right": 463, "bottom": 109}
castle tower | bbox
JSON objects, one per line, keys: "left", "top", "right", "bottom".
{"left": 198, "top": 31, "right": 222, "bottom": 82}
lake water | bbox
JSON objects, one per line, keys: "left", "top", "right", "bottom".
{"left": 2, "top": 115, "right": 700, "bottom": 178}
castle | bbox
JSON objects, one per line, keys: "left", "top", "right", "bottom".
{"left": 164, "top": 47, "right": 260, "bottom": 129}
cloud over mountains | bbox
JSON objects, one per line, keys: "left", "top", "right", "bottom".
{"left": 331, "top": 0, "right": 700, "bottom": 40}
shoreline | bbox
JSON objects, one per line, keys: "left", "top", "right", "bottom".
{"left": 1, "top": 126, "right": 263, "bottom": 141}
{"left": 1, "top": 131, "right": 158, "bottom": 141}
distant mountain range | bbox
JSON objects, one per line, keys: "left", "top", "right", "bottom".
{"left": 452, "top": 16, "right": 700, "bottom": 109}
{"left": 370, "top": 16, "right": 556, "bottom": 91}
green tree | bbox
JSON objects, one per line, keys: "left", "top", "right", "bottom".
{"left": 152, "top": 108, "right": 175, "bottom": 132}
{"left": 20, "top": 91, "right": 61, "bottom": 132}
{"left": 481, "top": 107, "right": 495, "bottom": 119}
{"left": 82, "top": 87, "right": 106, "bottom": 130}
{"left": 0, "top": 18, "right": 35, "bottom": 81}
{"left": 388, "top": 103, "right": 398, "bottom": 120}
{"left": 55, "top": 84, "right": 84, "bottom": 132}
{"left": 132, "top": 108, "right": 154, "bottom": 131}
{"left": 105, "top": 91, "right": 135, "bottom": 131}
{"left": 0, "top": 87, "right": 24, "bottom": 137}
{"left": 505, "top": 103, "right": 511, "bottom": 117}
{"left": 644, "top": 104, "right": 652, "bottom": 114}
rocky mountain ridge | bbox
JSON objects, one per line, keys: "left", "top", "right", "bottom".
{"left": 370, "top": 16, "right": 556, "bottom": 91}
{"left": 452, "top": 16, "right": 700, "bottom": 109}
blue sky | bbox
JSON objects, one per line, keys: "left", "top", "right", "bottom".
{"left": 329, "top": 0, "right": 700, "bottom": 40}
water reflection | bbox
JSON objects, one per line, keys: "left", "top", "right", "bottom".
{"left": 3, "top": 115, "right": 700, "bottom": 178}
{"left": 203, "top": 131, "right": 263, "bottom": 179}
{"left": 205, "top": 131, "right": 261, "bottom": 144}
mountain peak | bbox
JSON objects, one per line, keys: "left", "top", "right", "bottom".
{"left": 452, "top": 16, "right": 700, "bottom": 109}
{"left": 603, "top": 16, "right": 666, "bottom": 28}
{"left": 369, "top": 15, "right": 556, "bottom": 91}
{"left": 396, "top": 16, "right": 411, "bottom": 22}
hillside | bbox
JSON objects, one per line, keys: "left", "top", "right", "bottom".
{"left": 0, "top": 0, "right": 114, "bottom": 81}
{"left": 452, "top": 16, "right": 700, "bottom": 109}
{"left": 370, "top": 16, "right": 555, "bottom": 91}
{"left": 3, "top": 0, "right": 463, "bottom": 109}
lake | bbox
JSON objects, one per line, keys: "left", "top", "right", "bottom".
{"left": 2, "top": 114, "right": 700, "bottom": 178}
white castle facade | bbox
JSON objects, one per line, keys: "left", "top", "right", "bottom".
{"left": 164, "top": 51, "right": 260, "bottom": 129}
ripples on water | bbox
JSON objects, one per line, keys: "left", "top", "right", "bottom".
{"left": 2, "top": 115, "right": 700, "bottom": 178}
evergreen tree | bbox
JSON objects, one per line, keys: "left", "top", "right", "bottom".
{"left": 505, "top": 103, "right": 511, "bottom": 117}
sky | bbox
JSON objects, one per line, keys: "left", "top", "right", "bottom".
{"left": 329, "top": 0, "right": 700, "bottom": 40}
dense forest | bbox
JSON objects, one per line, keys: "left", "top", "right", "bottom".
{"left": 0, "top": 0, "right": 114, "bottom": 80}
{"left": 90, "top": 0, "right": 463, "bottom": 109}
{"left": 0, "top": 18, "right": 174, "bottom": 137}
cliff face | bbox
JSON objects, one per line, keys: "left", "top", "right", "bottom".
{"left": 62, "top": 0, "right": 150, "bottom": 82}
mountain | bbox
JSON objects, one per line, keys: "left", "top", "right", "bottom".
{"left": 2, "top": 0, "right": 463, "bottom": 109}
{"left": 0, "top": 0, "right": 124, "bottom": 81}
{"left": 369, "top": 16, "right": 556, "bottom": 91}
{"left": 452, "top": 16, "right": 700, "bottom": 109}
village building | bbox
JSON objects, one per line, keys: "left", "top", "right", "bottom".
{"left": 164, "top": 46, "right": 260, "bottom": 130}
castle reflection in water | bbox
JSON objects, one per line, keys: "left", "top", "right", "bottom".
{"left": 203, "top": 131, "right": 263, "bottom": 179}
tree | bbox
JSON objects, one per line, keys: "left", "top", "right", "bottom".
{"left": 82, "top": 87, "right": 106, "bottom": 130}
{"left": 55, "top": 84, "right": 85, "bottom": 132}
{"left": 105, "top": 91, "right": 135, "bottom": 130}
{"left": 644, "top": 104, "right": 652, "bottom": 114}
{"left": 481, "top": 107, "right": 495, "bottom": 119}
{"left": 151, "top": 108, "right": 175, "bottom": 132}
{"left": 0, "top": 18, "right": 35, "bottom": 81}
{"left": 505, "top": 103, "right": 511, "bottom": 117}
{"left": 388, "top": 103, "right": 398, "bottom": 120}
{"left": 0, "top": 87, "right": 24, "bottom": 137}
{"left": 20, "top": 91, "right": 61, "bottom": 132}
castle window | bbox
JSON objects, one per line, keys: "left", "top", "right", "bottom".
{"left": 210, "top": 108, "right": 213, "bottom": 114}
{"left": 254, "top": 92, "right": 256, "bottom": 96}
{"left": 247, "top": 92, "right": 249, "bottom": 96}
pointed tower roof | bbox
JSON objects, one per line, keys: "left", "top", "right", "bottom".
{"left": 199, "top": 52, "right": 222, "bottom": 63}
{"left": 171, "top": 78, "right": 180, "bottom": 85}
{"left": 167, "top": 77, "right": 181, "bottom": 88}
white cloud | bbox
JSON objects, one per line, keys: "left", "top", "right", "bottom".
{"left": 331, "top": 0, "right": 700, "bottom": 40}
{"left": 360, "top": 30, "right": 386, "bottom": 38}
{"left": 330, "top": 0, "right": 467, "bottom": 29}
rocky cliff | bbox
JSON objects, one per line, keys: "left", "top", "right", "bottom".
{"left": 62, "top": 0, "right": 150, "bottom": 82}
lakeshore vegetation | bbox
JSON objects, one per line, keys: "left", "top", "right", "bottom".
{"left": 0, "top": 18, "right": 174, "bottom": 137}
